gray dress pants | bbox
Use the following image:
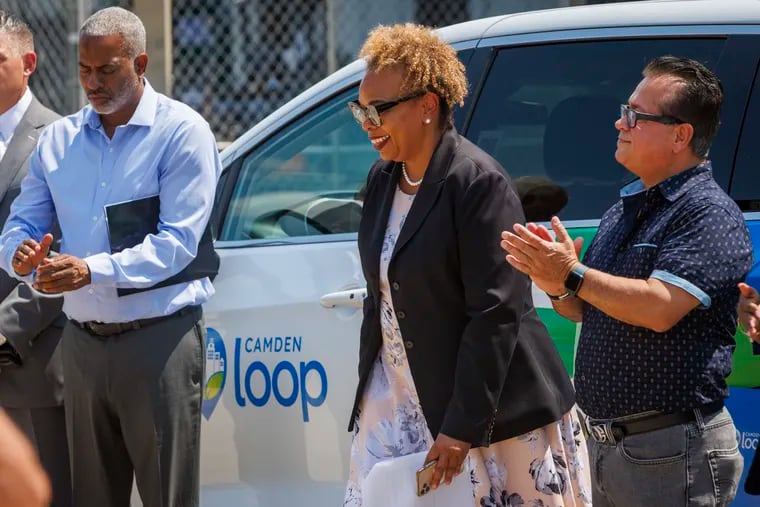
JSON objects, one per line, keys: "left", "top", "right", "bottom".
{"left": 61, "top": 306, "right": 205, "bottom": 507}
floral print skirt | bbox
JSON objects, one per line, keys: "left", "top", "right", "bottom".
{"left": 344, "top": 354, "right": 592, "bottom": 506}
{"left": 469, "top": 411, "right": 592, "bottom": 506}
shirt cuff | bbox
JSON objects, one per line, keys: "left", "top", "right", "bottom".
{"left": 85, "top": 252, "right": 115, "bottom": 286}
{"left": 650, "top": 269, "right": 711, "bottom": 308}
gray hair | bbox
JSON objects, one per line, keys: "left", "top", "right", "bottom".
{"left": 79, "top": 7, "right": 146, "bottom": 58}
{"left": 0, "top": 10, "right": 34, "bottom": 55}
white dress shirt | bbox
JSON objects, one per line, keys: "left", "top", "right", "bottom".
{"left": 0, "top": 88, "right": 33, "bottom": 163}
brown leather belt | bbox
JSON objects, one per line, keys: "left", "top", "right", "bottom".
{"left": 587, "top": 400, "right": 724, "bottom": 445}
{"left": 71, "top": 305, "right": 199, "bottom": 338}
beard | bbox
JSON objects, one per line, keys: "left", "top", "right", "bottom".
{"left": 88, "top": 77, "right": 141, "bottom": 115}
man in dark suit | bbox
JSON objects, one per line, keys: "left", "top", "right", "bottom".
{"left": 0, "top": 10, "right": 70, "bottom": 507}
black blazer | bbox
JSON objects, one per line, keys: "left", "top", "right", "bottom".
{"left": 349, "top": 128, "right": 575, "bottom": 447}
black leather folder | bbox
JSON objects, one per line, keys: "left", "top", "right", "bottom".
{"left": 104, "top": 195, "right": 219, "bottom": 297}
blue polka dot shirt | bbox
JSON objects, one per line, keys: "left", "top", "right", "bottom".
{"left": 575, "top": 162, "right": 753, "bottom": 419}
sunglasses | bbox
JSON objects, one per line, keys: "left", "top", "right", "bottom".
{"left": 348, "top": 91, "right": 425, "bottom": 127}
{"left": 620, "top": 104, "right": 685, "bottom": 129}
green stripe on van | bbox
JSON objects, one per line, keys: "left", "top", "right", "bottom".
{"left": 728, "top": 333, "right": 760, "bottom": 387}
{"left": 537, "top": 307, "right": 578, "bottom": 376}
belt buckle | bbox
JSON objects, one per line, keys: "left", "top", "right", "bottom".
{"left": 87, "top": 321, "right": 107, "bottom": 335}
{"left": 589, "top": 421, "right": 615, "bottom": 445}
{"left": 85, "top": 321, "right": 117, "bottom": 337}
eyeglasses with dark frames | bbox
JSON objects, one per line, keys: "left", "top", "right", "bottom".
{"left": 348, "top": 91, "right": 426, "bottom": 127}
{"left": 620, "top": 104, "right": 685, "bottom": 129}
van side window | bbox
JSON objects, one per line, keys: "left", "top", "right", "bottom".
{"left": 730, "top": 63, "right": 760, "bottom": 208}
{"left": 466, "top": 39, "right": 725, "bottom": 221}
{"left": 220, "top": 88, "right": 375, "bottom": 241}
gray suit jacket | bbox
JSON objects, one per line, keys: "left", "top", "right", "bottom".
{"left": 0, "top": 96, "right": 65, "bottom": 408}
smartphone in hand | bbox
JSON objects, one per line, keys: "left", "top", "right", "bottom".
{"left": 416, "top": 459, "right": 437, "bottom": 497}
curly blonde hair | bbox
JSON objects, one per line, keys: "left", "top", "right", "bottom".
{"left": 359, "top": 23, "right": 467, "bottom": 123}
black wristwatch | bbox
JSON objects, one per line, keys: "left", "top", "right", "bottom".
{"left": 547, "top": 264, "right": 589, "bottom": 301}
{"left": 564, "top": 264, "right": 589, "bottom": 296}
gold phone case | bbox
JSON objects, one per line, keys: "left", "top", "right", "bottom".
{"left": 416, "top": 460, "right": 437, "bottom": 497}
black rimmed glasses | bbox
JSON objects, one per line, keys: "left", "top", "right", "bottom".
{"left": 620, "top": 104, "right": 685, "bottom": 128}
{"left": 348, "top": 91, "right": 425, "bottom": 127}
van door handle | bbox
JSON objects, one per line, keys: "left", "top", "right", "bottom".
{"left": 320, "top": 288, "right": 367, "bottom": 309}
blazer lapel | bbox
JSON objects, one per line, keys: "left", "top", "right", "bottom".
{"left": 392, "top": 128, "right": 459, "bottom": 259}
{"left": 0, "top": 99, "right": 45, "bottom": 203}
{"left": 365, "top": 163, "right": 400, "bottom": 278}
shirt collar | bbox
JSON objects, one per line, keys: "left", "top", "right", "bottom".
{"left": 84, "top": 78, "right": 158, "bottom": 131}
{"left": 619, "top": 161, "right": 713, "bottom": 202}
{"left": 619, "top": 178, "right": 646, "bottom": 198}
{"left": 0, "top": 88, "right": 33, "bottom": 142}
{"left": 656, "top": 161, "right": 712, "bottom": 202}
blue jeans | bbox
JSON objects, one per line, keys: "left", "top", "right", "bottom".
{"left": 589, "top": 407, "right": 743, "bottom": 507}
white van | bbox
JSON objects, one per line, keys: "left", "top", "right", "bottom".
{"left": 199, "top": 1, "right": 760, "bottom": 505}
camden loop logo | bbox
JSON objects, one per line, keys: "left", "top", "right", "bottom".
{"left": 202, "top": 327, "right": 227, "bottom": 420}
{"left": 737, "top": 428, "right": 759, "bottom": 450}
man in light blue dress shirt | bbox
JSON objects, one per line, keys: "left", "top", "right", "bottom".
{"left": 0, "top": 7, "right": 221, "bottom": 507}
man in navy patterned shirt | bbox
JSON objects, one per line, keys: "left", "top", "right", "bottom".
{"left": 502, "top": 56, "right": 752, "bottom": 507}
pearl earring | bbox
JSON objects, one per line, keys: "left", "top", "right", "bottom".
{"left": 424, "top": 118, "right": 431, "bottom": 125}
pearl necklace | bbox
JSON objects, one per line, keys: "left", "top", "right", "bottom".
{"left": 401, "top": 162, "right": 423, "bottom": 187}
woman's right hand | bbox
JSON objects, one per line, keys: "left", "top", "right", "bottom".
{"left": 424, "top": 432, "right": 470, "bottom": 490}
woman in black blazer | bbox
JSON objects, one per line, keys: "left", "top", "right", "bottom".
{"left": 343, "top": 24, "right": 591, "bottom": 507}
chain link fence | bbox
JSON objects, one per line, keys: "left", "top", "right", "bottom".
{"left": 2, "top": 0, "right": 643, "bottom": 142}
{"left": 172, "top": 0, "right": 578, "bottom": 142}
{"left": 0, "top": 0, "right": 132, "bottom": 115}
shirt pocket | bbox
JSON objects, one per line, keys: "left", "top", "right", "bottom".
{"left": 612, "top": 243, "right": 658, "bottom": 279}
